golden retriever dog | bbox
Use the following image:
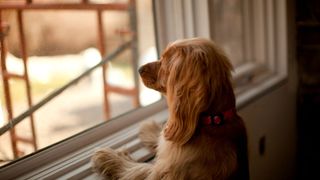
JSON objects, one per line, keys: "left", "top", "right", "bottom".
{"left": 91, "top": 38, "right": 249, "bottom": 180}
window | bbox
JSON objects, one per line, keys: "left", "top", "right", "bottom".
{"left": 0, "top": 0, "right": 288, "bottom": 178}
{"left": 0, "top": 0, "right": 159, "bottom": 166}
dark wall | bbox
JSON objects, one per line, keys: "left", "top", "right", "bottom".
{"left": 296, "top": 0, "right": 320, "bottom": 179}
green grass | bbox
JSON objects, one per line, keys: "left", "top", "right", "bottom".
{"left": 0, "top": 74, "right": 73, "bottom": 107}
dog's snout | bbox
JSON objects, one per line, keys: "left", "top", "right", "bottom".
{"left": 139, "top": 61, "right": 159, "bottom": 75}
{"left": 138, "top": 66, "right": 146, "bottom": 74}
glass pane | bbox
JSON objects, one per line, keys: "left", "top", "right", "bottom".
{"left": 0, "top": 0, "right": 159, "bottom": 166}
{"left": 212, "top": 0, "right": 245, "bottom": 67}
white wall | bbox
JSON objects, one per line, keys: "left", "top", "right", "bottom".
{"left": 239, "top": 83, "right": 297, "bottom": 180}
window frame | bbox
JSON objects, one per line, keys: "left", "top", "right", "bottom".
{"left": 234, "top": 0, "right": 288, "bottom": 108}
{"left": 154, "top": 0, "right": 288, "bottom": 109}
{"left": 0, "top": 0, "right": 288, "bottom": 178}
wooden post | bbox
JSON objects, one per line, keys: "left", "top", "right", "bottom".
{"left": 17, "top": 10, "right": 37, "bottom": 151}
{"left": 97, "top": 10, "right": 110, "bottom": 120}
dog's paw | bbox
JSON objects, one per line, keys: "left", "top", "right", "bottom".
{"left": 116, "top": 148, "right": 134, "bottom": 161}
{"left": 91, "top": 148, "right": 124, "bottom": 179}
{"left": 139, "top": 120, "right": 162, "bottom": 153}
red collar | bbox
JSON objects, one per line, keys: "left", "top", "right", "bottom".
{"left": 201, "top": 108, "right": 236, "bottom": 126}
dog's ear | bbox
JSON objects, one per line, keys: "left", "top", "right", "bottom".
{"left": 164, "top": 47, "right": 210, "bottom": 145}
{"left": 163, "top": 40, "right": 234, "bottom": 145}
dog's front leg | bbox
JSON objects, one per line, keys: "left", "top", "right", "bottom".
{"left": 139, "top": 120, "right": 162, "bottom": 154}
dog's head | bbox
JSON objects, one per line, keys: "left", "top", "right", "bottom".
{"left": 139, "top": 38, "right": 235, "bottom": 145}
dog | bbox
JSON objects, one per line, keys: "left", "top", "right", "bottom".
{"left": 91, "top": 38, "right": 249, "bottom": 180}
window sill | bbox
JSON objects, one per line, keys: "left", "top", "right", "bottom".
{"left": 236, "top": 73, "right": 287, "bottom": 110}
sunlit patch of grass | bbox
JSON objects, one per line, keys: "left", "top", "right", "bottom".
{"left": 109, "top": 50, "right": 136, "bottom": 80}
{"left": 0, "top": 74, "right": 73, "bottom": 107}
{"left": 111, "top": 62, "right": 133, "bottom": 77}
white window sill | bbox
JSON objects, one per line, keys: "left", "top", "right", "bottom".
{"left": 236, "top": 73, "right": 287, "bottom": 109}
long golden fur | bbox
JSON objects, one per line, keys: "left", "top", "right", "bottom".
{"left": 91, "top": 38, "right": 249, "bottom": 180}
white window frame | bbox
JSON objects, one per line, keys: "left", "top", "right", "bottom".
{"left": 154, "top": 0, "right": 288, "bottom": 108}
{"left": 235, "top": 0, "right": 288, "bottom": 108}
{"left": 0, "top": 0, "right": 288, "bottom": 179}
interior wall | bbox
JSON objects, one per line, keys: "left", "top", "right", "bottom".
{"left": 239, "top": 83, "right": 297, "bottom": 180}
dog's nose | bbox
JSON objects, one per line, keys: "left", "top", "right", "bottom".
{"left": 138, "top": 66, "right": 145, "bottom": 74}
